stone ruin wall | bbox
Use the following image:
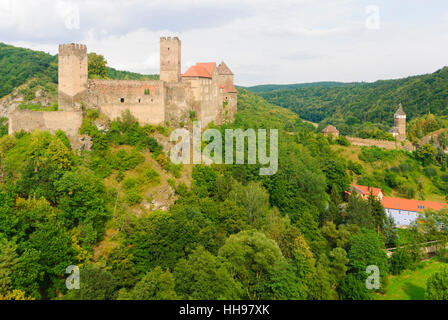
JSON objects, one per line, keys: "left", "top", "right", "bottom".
{"left": 221, "top": 92, "right": 237, "bottom": 124}
{"left": 85, "top": 80, "right": 167, "bottom": 125}
{"left": 8, "top": 110, "right": 83, "bottom": 142}
{"left": 165, "top": 81, "right": 194, "bottom": 125}
{"left": 346, "top": 136, "right": 415, "bottom": 152}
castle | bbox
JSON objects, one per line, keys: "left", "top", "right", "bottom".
{"left": 389, "top": 103, "right": 406, "bottom": 140}
{"left": 8, "top": 37, "right": 237, "bottom": 142}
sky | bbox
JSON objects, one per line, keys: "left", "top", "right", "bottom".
{"left": 1, "top": 0, "right": 448, "bottom": 86}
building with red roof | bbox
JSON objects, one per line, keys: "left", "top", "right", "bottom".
{"left": 322, "top": 125, "right": 339, "bottom": 137}
{"left": 349, "top": 185, "right": 384, "bottom": 200}
{"left": 348, "top": 184, "right": 448, "bottom": 227}
{"left": 382, "top": 196, "right": 448, "bottom": 227}
{"left": 181, "top": 60, "right": 237, "bottom": 125}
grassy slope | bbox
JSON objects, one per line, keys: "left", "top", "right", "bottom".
{"left": 376, "top": 259, "right": 448, "bottom": 300}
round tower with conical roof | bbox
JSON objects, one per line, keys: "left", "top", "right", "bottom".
{"left": 394, "top": 103, "right": 406, "bottom": 139}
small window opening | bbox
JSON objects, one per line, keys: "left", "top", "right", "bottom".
{"left": 144, "top": 88, "right": 150, "bottom": 95}
{"left": 138, "top": 99, "right": 141, "bottom": 103}
{"left": 120, "top": 98, "right": 124, "bottom": 103}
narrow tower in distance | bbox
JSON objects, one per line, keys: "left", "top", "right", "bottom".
{"left": 160, "top": 37, "right": 181, "bottom": 82}
{"left": 58, "top": 43, "right": 88, "bottom": 111}
{"left": 394, "top": 103, "right": 407, "bottom": 140}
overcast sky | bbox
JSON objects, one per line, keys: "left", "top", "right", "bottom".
{"left": 1, "top": 0, "right": 447, "bottom": 86}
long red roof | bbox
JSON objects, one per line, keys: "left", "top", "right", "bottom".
{"left": 382, "top": 197, "right": 448, "bottom": 213}
{"left": 182, "top": 62, "right": 216, "bottom": 78}
{"left": 223, "top": 80, "right": 237, "bottom": 93}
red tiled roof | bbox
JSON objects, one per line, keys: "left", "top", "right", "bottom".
{"left": 351, "top": 185, "right": 383, "bottom": 198}
{"left": 182, "top": 65, "right": 211, "bottom": 78}
{"left": 196, "top": 62, "right": 215, "bottom": 76}
{"left": 382, "top": 197, "right": 448, "bottom": 213}
{"left": 182, "top": 62, "right": 216, "bottom": 78}
{"left": 223, "top": 80, "right": 237, "bottom": 93}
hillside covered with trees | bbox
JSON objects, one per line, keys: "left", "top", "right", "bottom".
{"left": 0, "top": 88, "right": 447, "bottom": 300}
{"left": 249, "top": 67, "right": 448, "bottom": 135}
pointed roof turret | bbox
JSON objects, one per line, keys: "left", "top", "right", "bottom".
{"left": 217, "top": 61, "right": 234, "bottom": 75}
{"left": 395, "top": 103, "right": 406, "bottom": 116}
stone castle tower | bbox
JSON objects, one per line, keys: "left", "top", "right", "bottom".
{"left": 58, "top": 44, "right": 88, "bottom": 111}
{"left": 160, "top": 37, "right": 181, "bottom": 82}
{"left": 394, "top": 103, "right": 406, "bottom": 138}
{"left": 390, "top": 103, "right": 406, "bottom": 140}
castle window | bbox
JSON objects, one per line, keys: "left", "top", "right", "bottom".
{"left": 139, "top": 99, "right": 141, "bottom": 103}
{"left": 121, "top": 98, "right": 125, "bottom": 103}
{"left": 144, "top": 88, "right": 150, "bottom": 95}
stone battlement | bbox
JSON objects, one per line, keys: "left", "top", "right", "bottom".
{"left": 160, "top": 36, "right": 180, "bottom": 42}
{"left": 59, "top": 43, "right": 87, "bottom": 56}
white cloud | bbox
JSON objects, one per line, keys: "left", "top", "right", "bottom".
{"left": 2, "top": 0, "right": 448, "bottom": 85}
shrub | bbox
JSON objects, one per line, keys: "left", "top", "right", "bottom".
{"left": 122, "top": 176, "right": 140, "bottom": 191}
{"left": 389, "top": 248, "right": 413, "bottom": 275}
{"left": 0, "top": 117, "right": 8, "bottom": 138}
{"left": 348, "top": 160, "right": 365, "bottom": 175}
{"left": 156, "top": 125, "right": 169, "bottom": 137}
{"left": 86, "top": 109, "right": 99, "bottom": 120}
{"left": 125, "top": 189, "right": 143, "bottom": 205}
{"left": 336, "top": 135, "right": 351, "bottom": 146}
{"left": 141, "top": 167, "right": 160, "bottom": 185}
{"left": 424, "top": 166, "right": 438, "bottom": 178}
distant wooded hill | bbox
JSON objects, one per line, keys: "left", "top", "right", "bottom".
{"left": 0, "top": 42, "right": 158, "bottom": 99}
{"left": 240, "top": 81, "right": 349, "bottom": 93}
{"left": 246, "top": 68, "right": 448, "bottom": 126}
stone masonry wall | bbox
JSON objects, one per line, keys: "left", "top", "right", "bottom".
{"left": 8, "top": 110, "right": 83, "bottom": 140}
{"left": 347, "top": 136, "right": 415, "bottom": 152}
{"left": 86, "top": 80, "right": 166, "bottom": 125}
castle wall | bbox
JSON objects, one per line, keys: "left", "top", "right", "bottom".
{"left": 8, "top": 110, "right": 82, "bottom": 139}
{"left": 222, "top": 92, "right": 237, "bottom": 123}
{"left": 86, "top": 80, "right": 166, "bottom": 125}
{"left": 346, "top": 136, "right": 414, "bottom": 152}
{"left": 165, "top": 82, "right": 193, "bottom": 124}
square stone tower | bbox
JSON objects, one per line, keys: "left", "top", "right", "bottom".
{"left": 160, "top": 37, "right": 181, "bottom": 82}
{"left": 58, "top": 43, "right": 88, "bottom": 111}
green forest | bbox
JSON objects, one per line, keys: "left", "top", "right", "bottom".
{"left": 1, "top": 43, "right": 448, "bottom": 301}
{"left": 0, "top": 88, "right": 447, "bottom": 300}
{"left": 248, "top": 67, "right": 448, "bottom": 137}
